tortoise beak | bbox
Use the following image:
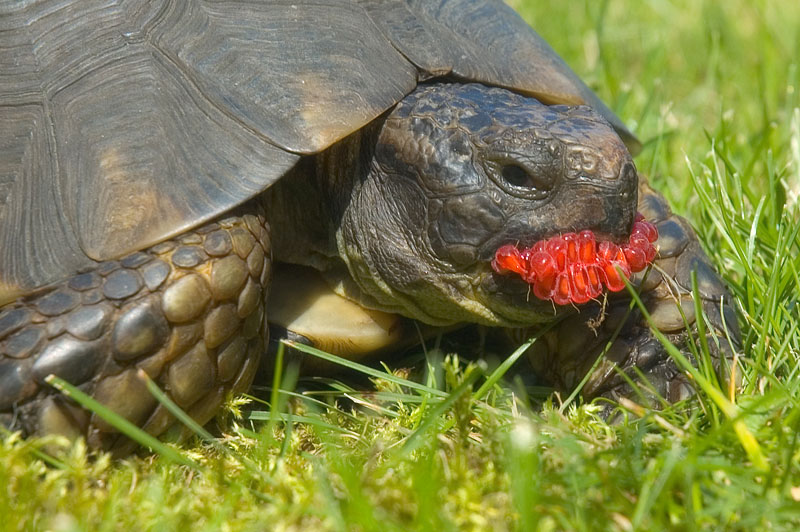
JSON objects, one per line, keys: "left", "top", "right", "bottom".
{"left": 560, "top": 161, "right": 638, "bottom": 245}
{"left": 591, "top": 161, "right": 639, "bottom": 243}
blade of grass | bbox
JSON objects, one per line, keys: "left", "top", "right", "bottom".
{"left": 137, "top": 369, "right": 217, "bottom": 444}
{"left": 402, "top": 365, "right": 483, "bottom": 454}
{"left": 246, "top": 412, "right": 358, "bottom": 435}
{"left": 631, "top": 443, "right": 683, "bottom": 527}
{"left": 0, "top": 426, "right": 69, "bottom": 470}
{"left": 136, "top": 370, "right": 274, "bottom": 485}
{"left": 284, "top": 340, "right": 448, "bottom": 398}
{"left": 621, "top": 282, "right": 768, "bottom": 471}
{"left": 472, "top": 321, "right": 555, "bottom": 402}
{"left": 268, "top": 340, "right": 286, "bottom": 428}
{"left": 45, "top": 375, "right": 197, "bottom": 468}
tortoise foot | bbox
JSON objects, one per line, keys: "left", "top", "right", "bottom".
{"left": 0, "top": 207, "right": 270, "bottom": 452}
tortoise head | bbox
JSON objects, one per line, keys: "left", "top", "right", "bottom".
{"left": 336, "top": 82, "right": 638, "bottom": 326}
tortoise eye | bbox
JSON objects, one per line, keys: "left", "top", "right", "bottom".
{"left": 484, "top": 153, "right": 554, "bottom": 200}
{"left": 501, "top": 164, "right": 533, "bottom": 188}
{"left": 500, "top": 163, "right": 554, "bottom": 193}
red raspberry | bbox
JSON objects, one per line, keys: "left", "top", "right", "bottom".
{"left": 529, "top": 251, "right": 557, "bottom": 284}
{"left": 577, "top": 230, "right": 596, "bottom": 263}
{"left": 491, "top": 245, "right": 528, "bottom": 276}
{"left": 546, "top": 236, "right": 568, "bottom": 270}
{"left": 491, "top": 213, "right": 659, "bottom": 305}
{"left": 568, "top": 263, "right": 592, "bottom": 304}
{"left": 552, "top": 272, "right": 572, "bottom": 306}
{"left": 623, "top": 245, "right": 647, "bottom": 271}
{"left": 533, "top": 275, "right": 556, "bottom": 301}
{"left": 562, "top": 232, "right": 579, "bottom": 264}
{"left": 602, "top": 261, "right": 629, "bottom": 292}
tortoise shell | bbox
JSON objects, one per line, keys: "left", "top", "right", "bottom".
{"left": 0, "top": 0, "right": 636, "bottom": 303}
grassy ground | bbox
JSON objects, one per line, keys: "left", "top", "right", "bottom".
{"left": 3, "top": 1, "right": 800, "bottom": 530}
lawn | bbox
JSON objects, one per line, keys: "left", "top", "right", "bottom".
{"left": 3, "top": 1, "right": 800, "bottom": 530}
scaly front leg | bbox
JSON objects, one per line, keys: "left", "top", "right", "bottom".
{"left": 0, "top": 205, "right": 270, "bottom": 454}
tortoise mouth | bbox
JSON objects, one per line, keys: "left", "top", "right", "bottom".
{"left": 490, "top": 213, "right": 658, "bottom": 305}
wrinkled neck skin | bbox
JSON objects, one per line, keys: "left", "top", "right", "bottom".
{"left": 266, "top": 82, "right": 638, "bottom": 327}
{"left": 267, "top": 124, "right": 495, "bottom": 327}
{"left": 333, "top": 129, "right": 509, "bottom": 327}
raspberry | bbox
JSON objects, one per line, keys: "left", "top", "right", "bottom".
{"left": 491, "top": 245, "right": 527, "bottom": 276}
{"left": 491, "top": 214, "right": 659, "bottom": 305}
{"left": 529, "top": 251, "right": 557, "bottom": 283}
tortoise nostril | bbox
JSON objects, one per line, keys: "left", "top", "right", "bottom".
{"left": 618, "top": 163, "right": 638, "bottom": 202}
{"left": 620, "top": 162, "right": 637, "bottom": 182}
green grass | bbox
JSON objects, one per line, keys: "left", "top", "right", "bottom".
{"left": 3, "top": 0, "right": 800, "bottom": 530}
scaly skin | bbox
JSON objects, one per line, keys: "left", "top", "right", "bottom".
{"left": 0, "top": 205, "right": 270, "bottom": 453}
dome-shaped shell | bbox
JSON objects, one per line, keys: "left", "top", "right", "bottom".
{"left": 0, "top": 0, "right": 637, "bottom": 302}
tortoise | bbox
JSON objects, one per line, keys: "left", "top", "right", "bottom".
{"left": 0, "top": 0, "right": 737, "bottom": 453}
